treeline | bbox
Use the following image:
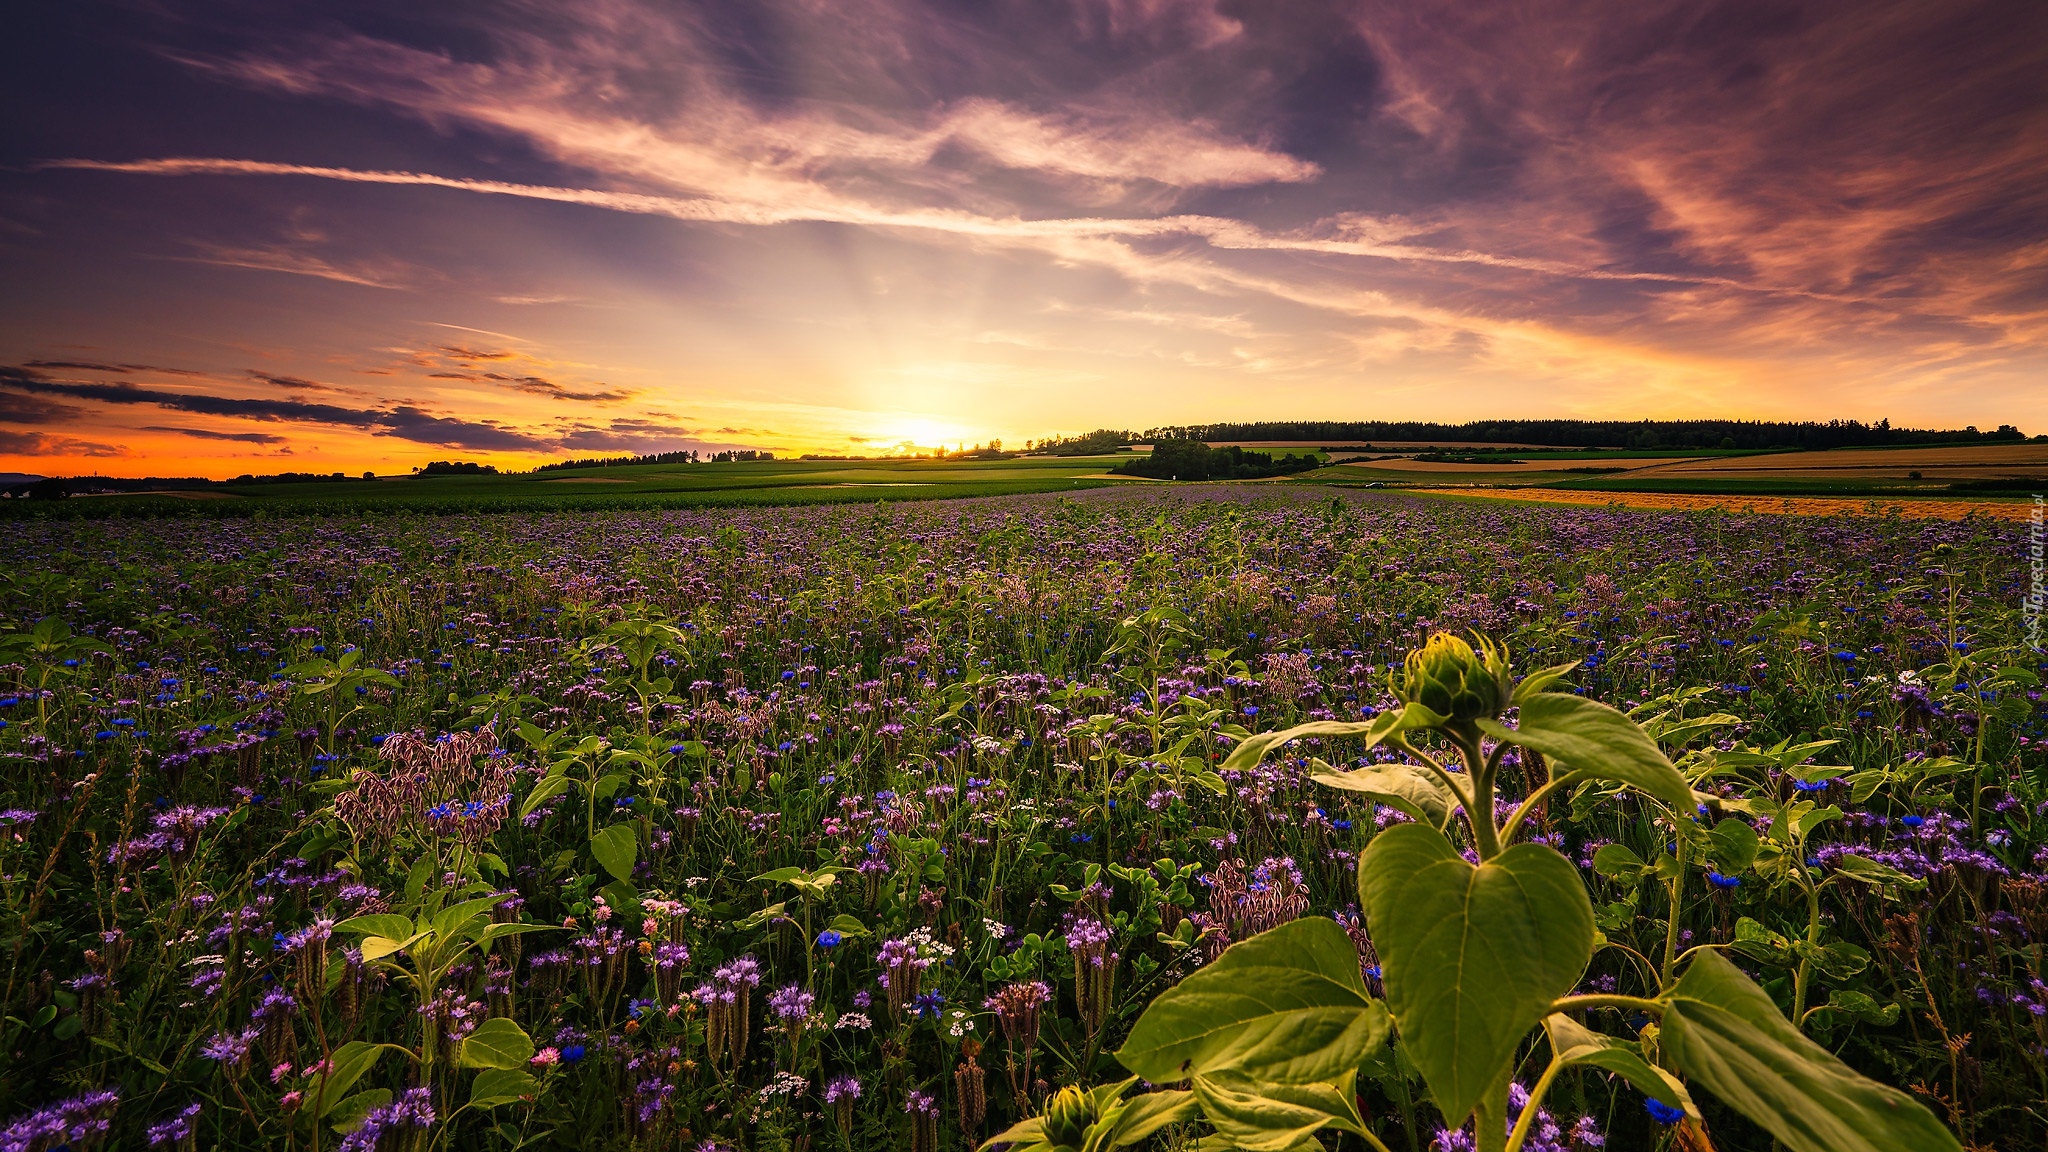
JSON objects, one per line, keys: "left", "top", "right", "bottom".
{"left": 412, "top": 461, "right": 497, "bottom": 477}
{"left": 533, "top": 449, "right": 774, "bottom": 471}
{"left": 1112, "top": 441, "right": 1322, "bottom": 482}
{"left": 1139, "top": 419, "right": 2028, "bottom": 451}
{"left": 1030, "top": 429, "right": 1135, "bottom": 456}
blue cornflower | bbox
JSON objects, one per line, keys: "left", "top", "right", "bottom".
{"left": 559, "top": 1044, "right": 586, "bottom": 1064}
{"left": 1706, "top": 872, "right": 1741, "bottom": 889}
{"left": 1901, "top": 815, "right": 1925, "bottom": 828}
{"left": 1644, "top": 1098, "right": 1687, "bottom": 1124}
{"left": 816, "top": 930, "right": 843, "bottom": 949}
{"left": 1791, "top": 778, "right": 1829, "bottom": 792}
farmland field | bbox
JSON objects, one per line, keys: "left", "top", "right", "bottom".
{"left": 1321, "top": 441, "right": 2048, "bottom": 500}
{"left": 3, "top": 457, "right": 1133, "bottom": 519}
{"left": 0, "top": 485, "right": 2039, "bottom": 1151}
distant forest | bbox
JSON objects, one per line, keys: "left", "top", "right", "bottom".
{"left": 1136, "top": 418, "right": 2027, "bottom": 451}
{"left": 1112, "top": 441, "right": 1321, "bottom": 481}
{"left": 533, "top": 449, "right": 774, "bottom": 471}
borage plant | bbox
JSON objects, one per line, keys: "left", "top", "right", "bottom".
{"left": 989, "top": 633, "right": 1961, "bottom": 1152}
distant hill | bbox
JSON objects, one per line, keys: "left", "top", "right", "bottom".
{"left": 0, "top": 473, "right": 46, "bottom": 486}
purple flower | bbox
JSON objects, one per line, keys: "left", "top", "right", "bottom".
{"left": 769, "top": 984, "right": 816, "bottom": 1022}
{"left": 338, "top": 1087, "right": 434, "bottom": 1152}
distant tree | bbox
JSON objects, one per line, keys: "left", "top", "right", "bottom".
{"left": 26, "top": 478, "right": 69, "bottom": 500}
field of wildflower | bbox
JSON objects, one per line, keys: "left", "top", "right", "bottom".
{"left": 0, "top": 486, "right": 2039, "bottom": 1152}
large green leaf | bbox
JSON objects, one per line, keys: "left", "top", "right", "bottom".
{"left": 468, "top": 1067, "right": 541, "bottom": 1109}
{"left": 460, "top": 1017, "right": 537, "bottom": 1070}
{"left": 1482, "top": 692, "right": 1693, "bottom": 808}
{"left": 1660, "top": 950, "right": 1959, "bottom": 1152}
{"left": 1309, "top": 760, "right": 1458, "bottom": 826}
{"left": 589, "top": 824, "right": 639, "bottom": 884}
{"left": 1542, "top": 1015, "right": 1696, "bottom": 1119}
{"left": 1357, "top": 823, "right": 1593, "bottom": 1123}
{"left": 1116, "top": 917, "right": 1389, "bottom": 1085}
{"left": 1188, "top": 1071, "right": 1366, "bottom": 1151}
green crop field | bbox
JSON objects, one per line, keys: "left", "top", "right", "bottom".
{"left": 1, "top": 457, "right": 1136, "bottom": 519}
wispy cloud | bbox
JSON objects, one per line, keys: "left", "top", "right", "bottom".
{"left": 140, "top": 425, "right": 290, "bottom": 444}
{"left": 0, "top": 429, "right": 127, "bottom": 457}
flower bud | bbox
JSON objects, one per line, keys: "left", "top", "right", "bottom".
{"left": 1042, "top": 1084, "right": 1096, "bottom": 1149}
{"left": 1398, "top": 633, "right": 1511, "bottom": 722}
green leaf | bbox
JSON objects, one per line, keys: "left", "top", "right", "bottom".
{"left": 469, "top": 1067, "right": 541, "bottom": 1109}
{"left": 1095, "top": 1090, "right": 1199, "bottom": 1148}
{"left": 1732, "top": 917, "right": 1795, "bottom": 966}
{"left": 326, "top": 1089, "right": 390, "bottom": 1134}
{"left": 977, "top": 1116, "right": 1050, "bottom": 1152}
{"left": 477, "top": 922, "right": 558, "bottom": 948}
{"left": 1660, "top": 950, "right": 1960, "bottom": 1152}
{"left": 1357, "top": 823, "right": 1593, "bottom": 1124}
{"left": 433, "top": 895, "right": 511, "bottom": 939}
{"left": 360, "top": 932, "right": 426, "bottom": 963}
{"left": 461, "top": 1017, "right": 537, "bottom": 1070}
{"left": 518, "top": 773, "right": 574, "bottom": 820}
{"left": 1542, "top": 1015, "right": 1696, "bottom": 1119}
{"left": 825, "top": 913, "right": 870, "bottom": 937}
{"left": 335, "top": 914, "right": 414, "bottom": 941}
{"left": 589, "top": 824, "right": 639, "bottom": 884}
{"left": 312, "top": 1041, "right": 393, "bottom": 1117}
{"left": 1796, "top": 940, "right": 1870, "bottom": 980}
{"left": 1309, "top": 759, "right": 1457, "bottom": 826}
{"left": 1822, "top": 989, "right": 1900, "bottom": 1026}
{"left": 1220, "top": 709, "right": 1442, "bottom": 773}
{"left": 1116, "top": 917, "right": 1389, "bottom": 1085}
{"left": 1512, "top": 661, "right": 1582, "bottom": 702}
{"left": 1591, "top": 844, "right": 1648, "bottom": 880}
{"left": 1706, "top": 820, "right": 1760, "bottom": 873}
{"left": 1482, "top": 693, "right": 1693, "bottom": 808}
{"left": 1189, "top": 1071, "right": 1366, "bottom": 1151}
{"left": 1829, "top": 854, "right": 1923, "bottom": 890}
{"left": 404, "top": 854, "right": 434, "bottom": 903}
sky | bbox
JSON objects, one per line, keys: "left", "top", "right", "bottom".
{"left": 2, "top": 0, "right": 2045, "bottom": 477}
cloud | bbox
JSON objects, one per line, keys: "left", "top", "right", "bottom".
{"left": 0, "top": 365, "right": 553, "bottom": 451}
{"left": 41, "top": 156, "right": 1781, "bottom": 292}
{"left": 175, "top": 242, "right": 409, "bottom": 288}
{"left": 2, "top": 392, "right": 88, "bottom": 425}
{"left": 0, "top": 429, "right": 127, "bottom": 457}
{"left": 140, "top": 425, "right": 290, "bottom": 444}
{"left": 248, "top": 372, "right": 342, "bottom": 392}
{"left": 17, "top": 0, "right": 2048, "bottom": 443}
{"left": 24, "top": 360, "right": 208, "bottom": 376}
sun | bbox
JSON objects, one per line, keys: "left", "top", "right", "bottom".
{"left": 858, "top": 416, "right": 978, "bottom": 454}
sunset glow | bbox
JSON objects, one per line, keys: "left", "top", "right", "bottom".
{"left": 3, "top": 1, "right": 2044, "bottom": 477}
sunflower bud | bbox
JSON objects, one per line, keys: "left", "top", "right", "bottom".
{"left": 1042, "top": 1084, "right": 1096, "bottom": 1149}
{"left": 1398, "top": 633, "right": 1511, "bottom": 722}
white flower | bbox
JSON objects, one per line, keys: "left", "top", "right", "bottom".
{"left": 834, "top": 1012, "right": 873, "bottom": 1031}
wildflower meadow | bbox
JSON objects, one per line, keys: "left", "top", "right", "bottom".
{"left": 0, "top": 487, "right": 2040, "bottom": 1151}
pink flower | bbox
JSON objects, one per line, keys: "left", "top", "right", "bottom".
{"left": 530, "top": 1047, "right": 561, "bottom": 1067}
{"left": 270, "top": 1062, "right": 294, "bottom": 1084}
